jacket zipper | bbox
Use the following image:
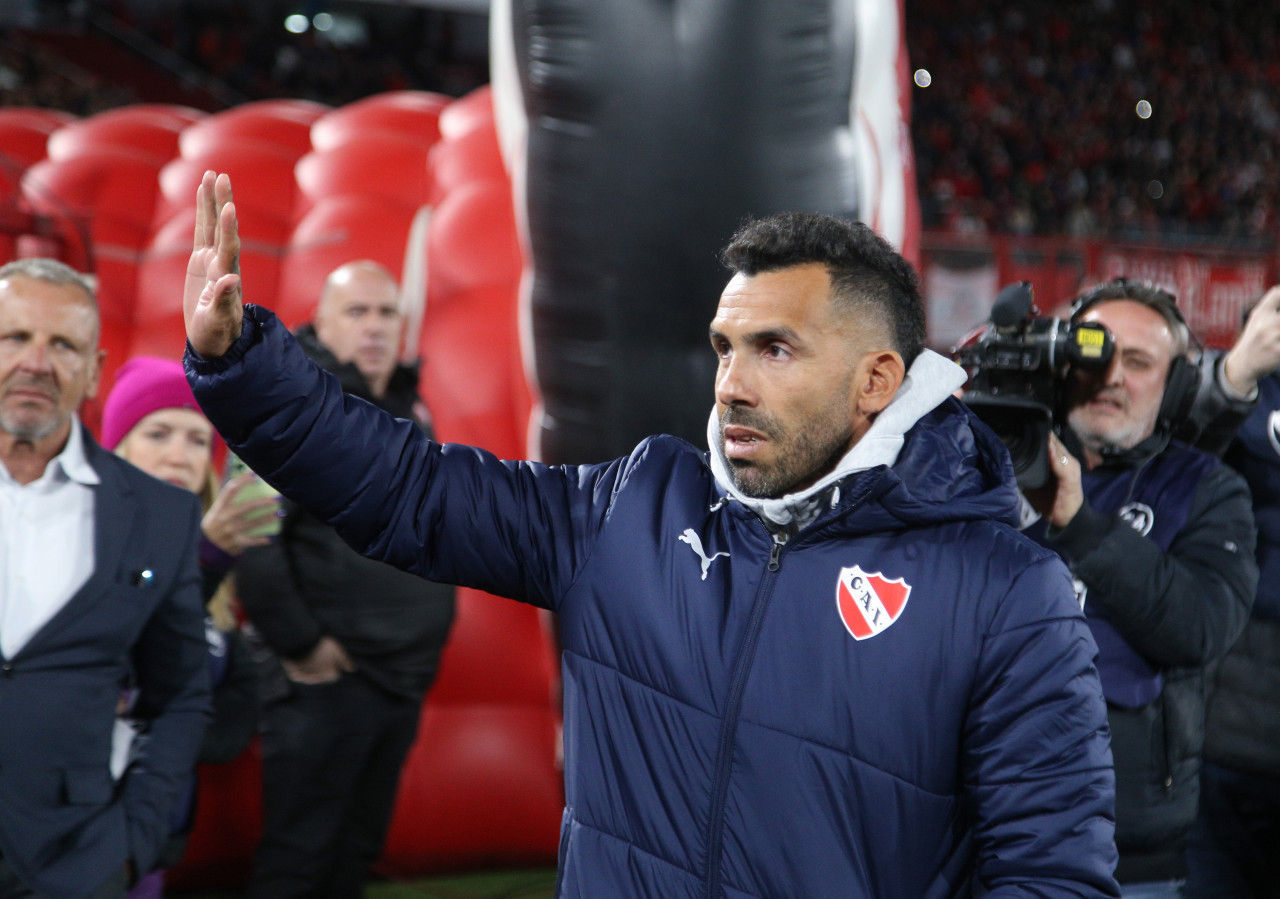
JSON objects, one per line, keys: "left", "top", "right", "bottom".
{"left": 703, "top": 537, "right": 784, "bottom": 898}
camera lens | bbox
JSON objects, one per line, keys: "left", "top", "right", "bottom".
{"left": 973, "top": 404, "right": 1053, "bottom": 489}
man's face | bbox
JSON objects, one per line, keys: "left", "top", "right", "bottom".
{"left": 710, "top": 263, "right": 867, "bottom": 498}
{"left": 1065, "top": 299, "right": 1177, "bottom": 454}
{"left": 313, "top": 266, "right": 402, "bottom": 390}
{"left": 0, "top": 275, "right": 101, "bottom": 445}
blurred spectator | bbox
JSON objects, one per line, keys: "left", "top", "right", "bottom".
{"left": 0, "top": 258, "right": 208, "bottom": 898}
{"left": 100, "top": 356, "right": 275, "bottom": 898}
{"left": 1180, "top": 286, "right": 1280, "bottom": 897}
{"left": 234, "top": 261, "right": 456, "bottom": 899}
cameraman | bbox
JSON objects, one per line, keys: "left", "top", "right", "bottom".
{"left": 1021, "top": 279, "right": 1258, "bottom": 896}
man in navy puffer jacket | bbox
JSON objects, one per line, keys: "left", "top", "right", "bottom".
{"left": 181, "top": 171, "right": 1119, "bottom": 897}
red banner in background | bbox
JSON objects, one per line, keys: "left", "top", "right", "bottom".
{"left": 921, "top": 232, "right": 1279, "bottom": 350}
{"left": 1093, "top": 250, "right": 1269, "bottom": 348}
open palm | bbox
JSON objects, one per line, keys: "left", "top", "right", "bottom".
{"left": 184, "top": 171, "right": 244, "bottom": 358}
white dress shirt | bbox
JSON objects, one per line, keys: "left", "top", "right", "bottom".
{"left": 0, "top": 417, "right": 98, "bottom": 659}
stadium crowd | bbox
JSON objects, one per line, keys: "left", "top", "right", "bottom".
{"left": 1, "top": 0, "right": 486, "bottom": 115}
{"left": 7, "top": 0, "right": 1280, "bottom": 246}
{"left": 908, "top": 0, "right": 1280, "bottom": 244}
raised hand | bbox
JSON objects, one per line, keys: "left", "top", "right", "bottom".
{"left": 1223, "top": 285, "right": 1280, "bottom": 396}
{"left": 184, "top": 171, "right": 244, "bottom": 358}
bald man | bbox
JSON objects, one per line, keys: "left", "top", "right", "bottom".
{"left": 233, "top": 261, "right": 455, "bottom": 899}
{"left": 311, "top": 262, "right": 404, "bottom": 402}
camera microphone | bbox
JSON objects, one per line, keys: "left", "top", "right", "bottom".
{"left": 991, "top": 281, "right": 1034, "bottom": 329}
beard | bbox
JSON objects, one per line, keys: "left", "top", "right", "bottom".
{"left": 0, "top": 407, "right": 64, "bottom": 443}
{"left": 1066, "top": 399, "right": 1158, "bottom": 455}
{"left": 719, "top": 401, "right": 854, "bottom": 499}
{"left": 0, "top": 377, "right": 64, "bottom": 443}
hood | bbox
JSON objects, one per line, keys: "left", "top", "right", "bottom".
{"left": 708, "top": 349, "right": 1021, "bottom": 534}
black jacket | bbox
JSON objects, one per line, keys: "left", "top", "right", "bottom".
{"left": 1027, "top": 434, "right": 1257, "bottom": 883}
{"left": 235, "top": 325, "right": 455, "bottom": 701}
{"left": 1189, "top": 357, "right": 1280, "bottom": 778}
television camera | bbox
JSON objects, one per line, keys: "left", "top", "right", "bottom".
{"left": 952, "top": 281, "right": 1115, "bottom": 489}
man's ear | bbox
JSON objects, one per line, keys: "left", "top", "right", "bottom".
{"left": 855, "top": 350, "right": 906, "bottom": 416}
{"left": 85, "top": 347, "right": 106, "bottom": 401}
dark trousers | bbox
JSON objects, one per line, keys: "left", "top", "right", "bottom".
{"left": 0, "top": 855, "right": 126, "bottom": 899}
{"left": 247, "top": 674, "right": 422, "bottom": 899}
{"left": 1183, "top": 760, "right": 1280, "bottom": 898}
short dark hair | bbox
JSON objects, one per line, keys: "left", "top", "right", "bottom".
{"left": 719, "top": 212, "right": 926, "bottom": 367}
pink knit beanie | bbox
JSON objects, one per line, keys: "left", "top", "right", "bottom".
{"left": 100, "top": 356, "right": 216, "bottom": 454}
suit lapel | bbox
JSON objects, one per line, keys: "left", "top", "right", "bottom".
{"left": 13, "top": 431, "right": 140, "bottom": 660}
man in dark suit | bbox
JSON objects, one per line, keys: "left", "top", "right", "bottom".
{"left": 0, "top": 258, "right": 210, "bottom": 899}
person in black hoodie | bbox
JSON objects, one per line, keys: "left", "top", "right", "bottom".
{"left": 235, "top": 260, "right": 456, "bottom": 899}
{"left": 1179, "top": 286, "right": 1280, "bottom": 898}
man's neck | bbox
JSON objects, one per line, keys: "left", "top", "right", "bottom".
{"left": 0, "top": 422, "right": 72, "bottom": 486}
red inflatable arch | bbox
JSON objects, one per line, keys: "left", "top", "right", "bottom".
{"left": 275, "top": 194, "right": 420, "bottom": 327}
{"left": 437, "top": 84, "right": 495, "bottom": 141}
{"left": 0, "top": 107, "right": 76, "bottom": 169}
{"left": 46, "top": 106, "right": 202, "bottom": 166}
{"left": 294, "top": 135, "right": 435, "bottom": 212}
{"left": 425, "top": 181, "right": 521, "bottom": 301}
{"left": 426, "top": 119, "right": 506, "bottom": 205}
{"left": 309, "top": 90, "right": 450, "bottom": 152}
{"left": 156, "top": 141, "right": 305, "bottom": 230}
{"left": 177, "top": 98, "right": 328, "bottom": 159}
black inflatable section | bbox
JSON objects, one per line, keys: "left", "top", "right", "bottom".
{"left": 513, "top": 0, "right": 864, "bottom": 464}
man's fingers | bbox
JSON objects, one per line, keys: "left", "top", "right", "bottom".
{"left": 1259, "top": 286, "right": 1280, "bottom": 314}
{"left": 218, "top": 201, "right": 241, "bottom": 275}
{"left": 201, "top": 272, "right": 241, "bottom": 308}
{"left": 193, "top": 179, "right": 206, "bottom": 249}
{"left": 196, "top": 170, "right": 218, "bottom": 249}
{"left": 214, "top": 171, "right": 234, "bottom": 210}
{"left": 1047, "top": 433, "right": 1075, "bottom": 472}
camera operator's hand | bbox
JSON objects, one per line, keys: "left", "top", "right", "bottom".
{"left": 1222, "top": 285, "right": 1280, "bottom": 396}
{"left": 1025, "top": 433, "right": 1084, "bottom": 529}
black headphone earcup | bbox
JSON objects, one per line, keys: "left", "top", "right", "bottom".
{"left": 1157, "top": 355, "right": 1200, "bottom": 432}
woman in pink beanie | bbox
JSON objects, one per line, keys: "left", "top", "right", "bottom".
{"left": 101, "top": 356, "right": 278, "bottom": 899}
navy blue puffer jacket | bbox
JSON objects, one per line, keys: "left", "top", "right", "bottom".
{"left": 188, "top": 305, "right": 1118, "bottom": 898}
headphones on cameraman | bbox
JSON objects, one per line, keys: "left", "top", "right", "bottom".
{"left": 1068, "top": 278, "right": 1200, "bottom": 435}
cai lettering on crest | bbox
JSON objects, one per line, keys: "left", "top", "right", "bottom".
{"left": 836, "top": 565, "right": 911, "bottom": 641}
